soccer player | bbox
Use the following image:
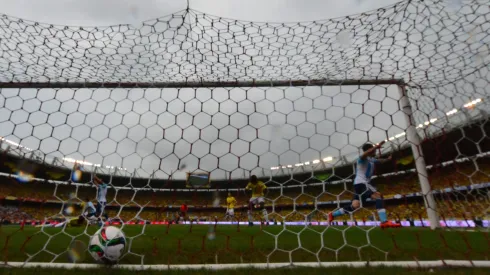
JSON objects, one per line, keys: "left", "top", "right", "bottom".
{"left": 225, "top": 192, "right": 237, "bottom": 222}
{"left": 328, "top": 141, "right": 401, "bottom": 228}
{"left": 245, "top": 175, "right": 268, "bottom": 226}
{"left": 179, "top": 203, "right": 188, "bottom": 224}
{"left": 78, "top": 197, "right": 97, "bottom": 225}
{"left": 82, "top": 197, "right": 96, "bottom": 217}
{"left": 93, "top": 175, "right": 109, "bottom": 224}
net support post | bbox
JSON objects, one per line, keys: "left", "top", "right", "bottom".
{"left": 398, "top": 85, "right": 439, "bottom": 229}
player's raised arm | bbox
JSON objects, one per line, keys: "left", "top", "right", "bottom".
{"left": 360, "top": 141, "right": 384, "bottom": 160}
{"left": 376, "top": 155, "right": 393, "bottom": 164}
{"left": 93, "top": 175, "right": 103, "bottom": 186}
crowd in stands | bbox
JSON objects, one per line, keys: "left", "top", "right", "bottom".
{"left": 0, "top": 206, "right": 32, "bottom": 223}
{"left": 0, "top": 157, "right": 488, "bottom": 224}
{"left": 2, "top": 197, "right": 487, "bottom": 224}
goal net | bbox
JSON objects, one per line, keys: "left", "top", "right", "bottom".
{"left": 0, "top": 0, "right": 489, "bottom": 269}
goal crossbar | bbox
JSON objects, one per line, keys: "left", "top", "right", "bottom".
{"left": 0, "top": 79, "right": 405, "bottom": 89}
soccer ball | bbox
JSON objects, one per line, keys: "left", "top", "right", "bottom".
{"left": 89, "top": 226, "right": 126, "bottom": 264}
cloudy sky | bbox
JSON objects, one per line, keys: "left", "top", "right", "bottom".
{"left": 0, "top": 0, "right": 400, "bottom": 26}
{"left": 0, "top": 0, "right": 487, "bottom": 180}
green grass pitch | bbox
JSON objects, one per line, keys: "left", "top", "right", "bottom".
{"left": 1, "top": 224, "right": 488, "bottom": 266}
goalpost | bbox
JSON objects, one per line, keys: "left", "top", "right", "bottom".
{"left": 398, "top": 86, "right": 439, "bottom": 230}
{"left": 0, "top": 0, "right": 489, "bottom": 271}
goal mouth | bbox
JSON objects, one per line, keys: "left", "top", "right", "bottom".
{"left": 0, "top": 0, "right": 489, "bottom": 269}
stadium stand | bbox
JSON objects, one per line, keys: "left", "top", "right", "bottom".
{"left": 0, "top": 117, "right": 488, "bottom": 226}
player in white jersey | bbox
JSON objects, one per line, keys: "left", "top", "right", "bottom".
{"left": 329, "top": 141, "right": 401, "bottom": 228}
{"left": 76, "top": 197, "right": 97, "bottom": 225}
{"left": 93, "top": 175, "right": 109, "bottom": 223}
{"left": 82, "top": 197, "right": 96, "bottom": 218}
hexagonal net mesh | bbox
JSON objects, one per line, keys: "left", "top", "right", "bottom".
{"left": 0, "top": 0, "right": 489, "bottom": 269}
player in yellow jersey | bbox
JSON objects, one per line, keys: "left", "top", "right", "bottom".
{"left": 245, "top": 175, "right": 268, "bottom": 226}
{"left": 225, "top": 192, "right": 237, "bottom": 222}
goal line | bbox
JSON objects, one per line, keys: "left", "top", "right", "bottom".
{"left": 4, "top": 260, "right": 490, "bottom": 270}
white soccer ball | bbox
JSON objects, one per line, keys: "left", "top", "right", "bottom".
{"left": 89, "top": 226, "right": 126, "bottom": 264}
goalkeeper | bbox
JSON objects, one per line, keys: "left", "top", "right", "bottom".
{"left": 329, "top": 141, "right": 401, "bottom": 228}
{"left": 245, "top": 175, "right": 268, "bottom": 226}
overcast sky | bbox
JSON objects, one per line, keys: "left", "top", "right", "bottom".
{"left": 0, "top": 0, "right": 401, "bottom": 26}
{"left": 0, "top": 0, "right": 488, "bottom": 180}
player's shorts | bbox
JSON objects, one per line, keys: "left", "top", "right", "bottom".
{"left": 96, "top": 202, "right": 106, "bottom": 216}
{"left": 226, "top": 208, "right": 234, "bottom": 216}
{"left": 249, "top": 196, "right": 265, "bottom": 204}
{"left": 180, "top": 211, "right": 187, "bottom": 217}
{"left": 353, "top": 183, "right": 377, "bottom": 202}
